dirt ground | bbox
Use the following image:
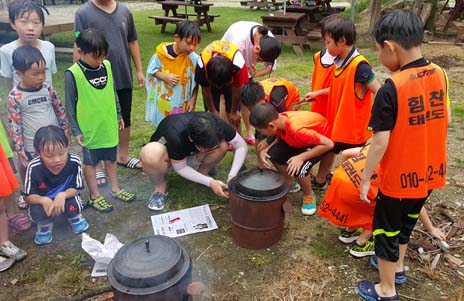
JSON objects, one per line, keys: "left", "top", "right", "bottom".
{"left": 2, "top": 17, "right": 464, "bottom": 301}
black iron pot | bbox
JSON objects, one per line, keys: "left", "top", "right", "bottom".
{"left": 107, "top": 235, "right": 192, "bottom": 301}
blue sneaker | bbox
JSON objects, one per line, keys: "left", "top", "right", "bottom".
{"left": 301, "top": 195, "right": 317, "bottom": 215}
{"left": 34, "top": 223, "right": 53, "bottom": 245}
{"left": 370, "top": 255, "right": 407, "bottom": 284}
{"left": 68, "top": 215, "right": 89, "bottom": 234}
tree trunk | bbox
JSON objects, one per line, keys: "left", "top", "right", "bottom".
{"left": 368, "top": 0, "right": 382, "bottom": 33}
{"left": 425, "top": 0, "right": 438, "bottom": 31}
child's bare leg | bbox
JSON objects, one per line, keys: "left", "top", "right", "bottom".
{"left": 105, "top": 161, "right": 120, "bottom": 193}
{"left": 140, "top": 142, "right": 170, "bottom": 193}
{"left": 297, "top": 173, "right": 313, "bottom": 198}
{"left": 241, "top": 106, "right": 254, "bottom": 139}
{"left": 84, "top": 165, "right": 101, "bottom": 199}
{"left": 4, "top": 194, "right": 18, "bottom": 217}
{"left": 397, "top": 243, "right": 407, "bottom": 273}
{"left": 315, "top": 152, "right": 335, "bottom": 183}
{"left": 0, "top": 197, "right": 9, "bottom": 244}
{"left": 376, "top": 258, "right": 397, "bottom": 297}
{"left": 95, "top": 161, "right": 106, "bottom": 185}
{"left": 356, "top": 230, "right": 372, "bottom": 245}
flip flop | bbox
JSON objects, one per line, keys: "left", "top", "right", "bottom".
{"left": 96, "top": 171, "right": 108, "bottom": 187}
{"left": 8, "top": 213, "right": 31, "bottom": 233}
{"left": 17, "top": 195, "right": 28, "bottom": 209}
{"left": 117, "top": 158, "right": 142, "bottom": 170}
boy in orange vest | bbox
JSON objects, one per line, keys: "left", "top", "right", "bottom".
{"left": 304, "top": 15, "right": 381, "bottom": 190}
{"left": 357, "top": 10, "right": 451, "bottom": 301}
{"left": 249, "top": 103, "right": 333, "bottom": 215}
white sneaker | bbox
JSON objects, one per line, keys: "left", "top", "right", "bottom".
{"left": 0, "top": 256, "right": 14, "bottom": 272}
{"left": 0, "top": 241, "right": 27, "bottom": 262}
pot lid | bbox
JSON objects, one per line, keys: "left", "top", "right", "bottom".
{"left": 108, "top": 235, "right": 191, "bottom": 295}
{"left": 228, "top": 168, "right": 288, "bottom": 201}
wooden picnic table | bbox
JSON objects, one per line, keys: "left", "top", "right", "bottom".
{"left": 240, "top": 0, "right": 283, "bottom": 10}
{"left": 0, "top": 12, "right": 74, "bottom": 52}
{"left": 149, "top": 0, "right": 218, "bottom": 33}
{"left": 261, "top": 11, "right": 311, "bottom": 55}
{"left": 0, "top": 12, "right": 73, "bottom": 38}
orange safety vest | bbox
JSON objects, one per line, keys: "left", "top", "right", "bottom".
{"left": 310, "top": 50, "right": 334, "bottom": 117}
{"left": 379, "top": 63, "right": 448, "bottom": 198}
{"left": 200, "top": 40, "right": 240, "bottom": 80}
{"left": 318, "top": 145, "right": 380, "bottom": 230}
{"left": 327, "top": 55, "right": 373, "bottom": 144}
{"left": 260, "top": 77, "right": 300, "bottom": 111}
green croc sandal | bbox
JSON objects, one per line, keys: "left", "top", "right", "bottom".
{"left": 112, "top": 189, "right": 136, "bottom": 203}
{"left": 89, "top": 196, "right": 113, "bottom": 213}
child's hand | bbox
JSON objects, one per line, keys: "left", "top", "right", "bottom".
{"left": 136, "top": 71, "right": 145, "bottom": 87}
{"left": 256, "top": 140, "right": 269, "bottom": 152}
{"left": 429, "top": 226, "right": 446, "bottom": 241}
{"left": 118, "top": 119, "right": 125, "bottom": 130}
{"left": 259, "top": 150, "right": 272, "bottom": 169}
{"left": 52, "top": 192, "right": 66, "bottom": 216}
{"left": 286, "top": 155, "right": 304, "bottom": 177}
{"left": 166, "top": 74, "right": 180, "bottom": 86}
{"left": 247, "top": 64, "right": 257, "bottom": 78}
{"left": 228, "top": 111, "right": 241, "bottom": 129}
{"left": 18, "top": 151, "right": 29, "bottom": 168}
{"left": 186, "top": 98, "right": 196, "bottom": 112}
{"left": 304, "top": 91, "right": 317, "bottom": 102}
{"left": 359, "top": 179, "right": 371, "bottom": 203}
{"left": 41, "top": 197, "right": 55, "bottom": 217}
{"left": 75, "top": 135, "right": 84, "bottom": 146}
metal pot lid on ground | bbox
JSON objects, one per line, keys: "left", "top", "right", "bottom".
{"left": 228, "top": 168, "right": 288, "bottom": 201}
{"left": 108, "top": 235, "right": 191, "bottom": 295}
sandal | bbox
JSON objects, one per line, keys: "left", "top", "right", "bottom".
{"left": 8, "top": 213, "right": 31, "bottom": 233}
{"left": 17, "top": 195, "right": 28, "bottom": 209}
{"left": 96, "top": 171, "right": 108, "bottom": 187}
{"left": 117, "top": 158, "right": 142, "bottom": 170}
{"left": 357, "top": 280, "right": 399, "bottom": 301}
{"left": 112, "top": 189, "right": 136, "bottom": 203}
{"left": 89, "top": 196, "right": 113, "bottom": 213}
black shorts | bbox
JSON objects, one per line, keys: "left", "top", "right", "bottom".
{"left": 372, "top": 189, "right": 430, "bottom": 262}
{"left": 331, "top": 141, "right": 366, "bottom": 154}
{"left": 117, "top": 88, "right": 133, "bottom": 128}
{"left": 268, "top": 139, "right": 324, "bottom": 178}
{"left": 82, "top": 146, "right": 117, "bottom": 166}
{"left": 208, "top": 85, "right": 237, "bottom": 113}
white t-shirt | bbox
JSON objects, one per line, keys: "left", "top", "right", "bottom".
{"left": 222, "top": 21, "right": 276, "bottom": 76}
{"left": 0, "top": 40, "right": 57, "bottom": 87}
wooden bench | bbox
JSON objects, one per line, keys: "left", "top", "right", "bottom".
{"left": 149, "top": 16, "right": 187, "bottom": 33}
{"left": 261, "top": 12, "right": 311, "bottom": 54}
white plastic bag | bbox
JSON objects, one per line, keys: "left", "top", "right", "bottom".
{"left": 81, "top": 233, "right": 124, "bottom": 265}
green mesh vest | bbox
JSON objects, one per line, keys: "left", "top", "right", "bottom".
{"left": 68, "top": 60, "right": 118, "bottom": 150}
{"left": 0, "top": 122, "right": 13, "bottom": 158}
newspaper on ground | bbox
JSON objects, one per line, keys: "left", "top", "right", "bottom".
{"left": 81, "top": 233, "right": 124, "bottom": 277}
{"left": 151, "top": 204, "right": 218, "bottom": 237}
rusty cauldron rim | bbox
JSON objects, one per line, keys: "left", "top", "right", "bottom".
{"left": 228, "top": 168, "right": 289, "bottom": 201}
{"left": 107, "top": 235, "right": 191, "bottom": 296}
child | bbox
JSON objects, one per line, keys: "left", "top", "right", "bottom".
{"left": 357, "top": 10, "right": 450, "bottom": 300}
{"left": 222, "top": 21, "right": 282, "bottom": 145}
{"left": 249, "top": 103, "right": 333, "bottom": 215}
{"left": 309, "top": 48, "right": 334, "bottom": 117}
{"left": 0, "top": 143, "right": 27, "bottom": 271}
{"left": 0, "top": 0, "right": 57, "bottom": 91}
{"left": 74, "top": 0, "right": 145, "bottom": 171}
{"left": 7, "top": 45, "right": 69, "bottom": 207}
{"left": 145, "top": 20, "right": 200, "bottom": 127}
{"left": 65, "top": 29, "right": 136, "bottom": 213}
{"left": 304, "top": 15, "right": 381, "bottom": 189}
{"left": 24, "top": 126, "right": 88, "bottom": 245}
{"left": 241, "top": 78, "right": 301, "bottom": 173}
{"left": 195, "top": 40, "right": 249, "bottom": 133}
{"left": 318, "top": 145, "right": 446, "bottom": 261}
